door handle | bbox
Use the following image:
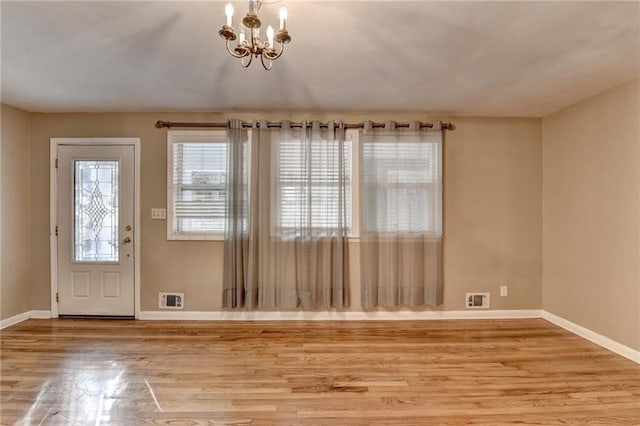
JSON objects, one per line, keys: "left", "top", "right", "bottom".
{"left": 123, "top": 237, "right": 132, "bottom": 244}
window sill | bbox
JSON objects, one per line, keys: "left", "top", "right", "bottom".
{"left": 167, "top": 233, "right": 224, "bottom": 241}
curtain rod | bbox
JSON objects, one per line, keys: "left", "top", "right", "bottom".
{"left": 155, "top": 120, "right": 454, "bottom": 130}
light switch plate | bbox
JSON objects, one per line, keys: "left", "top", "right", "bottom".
{"left": 151, "top": 208, "right": 166, "bottom": 220}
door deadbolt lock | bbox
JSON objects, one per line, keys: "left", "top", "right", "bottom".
{"left": 125, "top": 225, "right": 132, "bottom": 231}
{"left": 123, "top": 237, "right": 132, "bottom": 244}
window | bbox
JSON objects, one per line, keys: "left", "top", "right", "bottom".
{"left": 167, "top": 130, "right": 227, "bottom": 240}
{"left": 74, "top": 160, "right": 119, "bottom": 262}
{"left": 361, "top": 135, "right": 442, "bottom": 237}
{"left": 273, "top": 134, "right": 352, "bottom": 238}
{"left": 166, "top": 127, "right": 440, "bottom": 241}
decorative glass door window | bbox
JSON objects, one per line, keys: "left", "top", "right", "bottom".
{"left": 73, "top": 160, "right": 119, "bottom": 262}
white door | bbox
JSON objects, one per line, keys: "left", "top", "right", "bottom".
{"left": 57, "top": 145, "right": 135, "bottom": 316}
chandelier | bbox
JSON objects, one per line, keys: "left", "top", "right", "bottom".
{"left": 218, "top": 1, "right": 291, "bottom": 70}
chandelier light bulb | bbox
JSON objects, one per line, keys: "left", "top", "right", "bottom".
{"left": 279, "top": 7, "right": 287, "bottom": 29}
{"left": 267, "top": 25, "right": 274, "bottom": 48}
{"left": 239, "top": 27, "right": 246, "bottom": 44}
{"left": 225, "top": 3, "right": 234, "bottom": 27}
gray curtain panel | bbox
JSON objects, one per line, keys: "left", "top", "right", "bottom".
{"left": 222, "top": 119, "right": 250, "bottom": 308}
{"left": 223, "top": 120, "right": 350, "bottom": 309}
{"left": 359, "top": 121, "right": 444, "bottom": 308}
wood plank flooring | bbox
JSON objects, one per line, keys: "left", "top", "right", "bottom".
{"left": 1, "top": 318, "right": 639, "bottom": 425}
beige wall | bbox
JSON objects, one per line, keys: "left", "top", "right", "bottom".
{"left": 444, "top": 118, "right": 542, "bottom": 310}
{"left": 28, "top": 112, "right": 542, "bottom": 313}
{"left": 542, "top": 77, "right": 640, "bottom": 351}
{"left": 1, "top": 104, "right": 32, "bottom": 320}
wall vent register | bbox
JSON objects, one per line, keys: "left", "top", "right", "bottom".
{"left": 466, "top": 292, "right": 490, "bottom": 308}
{"left": 159, "top": 292, "right": 184, "bottom": 309}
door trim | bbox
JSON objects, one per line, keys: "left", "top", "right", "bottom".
{"left": 50, "top": 138, "right": 141, "bottom": 319}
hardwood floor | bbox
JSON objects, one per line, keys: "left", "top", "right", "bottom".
{"left": 1, "top": 318, "right": 639, "bottom": 425}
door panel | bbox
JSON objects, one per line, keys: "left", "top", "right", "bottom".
{"left": 57, "top": 145, "right": 135, "bottom": 316}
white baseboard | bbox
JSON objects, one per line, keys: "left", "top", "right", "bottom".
{"left": 30, "top": 310, "right": 53, "bottom": 319}
{"left": 138, "top": 309, "right": 543, "bottom": 321}
{"left": 0, "top": 311, "right": 30, "bottom": 330}
{"left": 0, "top": 310, "right": 52, "bottom": 330}
{"left": 542, "top": 311, "right": 640, "bottom": 364}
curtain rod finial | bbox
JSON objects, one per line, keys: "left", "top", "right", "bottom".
{"left": 155, "top": 120, "right": 170, "bottom": 129}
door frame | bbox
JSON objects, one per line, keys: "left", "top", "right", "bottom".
{"left": 50, "top": 138, "right": 141, "bottom": 318}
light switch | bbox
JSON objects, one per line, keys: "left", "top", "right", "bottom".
{"left": 151, "top": 208, "right": 166, "bottom": 220}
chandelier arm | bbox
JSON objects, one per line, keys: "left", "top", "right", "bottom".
{"left": 225, "top": 39, "right": 249, "bottom": 59}
{"left": 272, "top": 42, "right": 285, "bottom": 60}
{"left": 260, "top": 54, "right": 273, "bottom": 71}
{"left": 242, "top": 54, "right": 254, "bottom": 68}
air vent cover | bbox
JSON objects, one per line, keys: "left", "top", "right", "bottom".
{"left": 159, "top": 292, "right": 184, "bottom": 309}
{"left": 466, "top": 292, "right": 490, "bottom": 309}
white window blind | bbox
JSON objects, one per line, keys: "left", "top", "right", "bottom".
{"left": 168, "top": 131, "right": 227, "bottom": 239}
{"left": 275, "top": 139, "right": 351, "bottom": 237}
{"left": 362, "top": 138, "right": 442, "bottom": 236}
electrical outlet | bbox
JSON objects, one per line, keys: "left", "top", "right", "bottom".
{"left": 500, "top": 285, "right": 508, "bottom": 297}
{"left": 151, "top": 208, "right": 166, "bottom": 220}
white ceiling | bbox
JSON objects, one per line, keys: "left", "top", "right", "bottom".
{"left": 1, "top": 1, "right": 639, "bottom": 117}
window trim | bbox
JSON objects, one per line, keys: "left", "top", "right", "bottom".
{"left": 167, "top": 130, "right": 227, "bottom": 241}
{"left": 347, "top": 129, "right": 360, "bottom": 240}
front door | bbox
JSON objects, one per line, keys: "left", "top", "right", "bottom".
{"left": 57, "top": 144, "right": 135, "bottom": 316}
